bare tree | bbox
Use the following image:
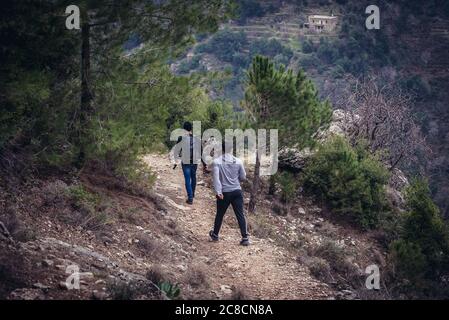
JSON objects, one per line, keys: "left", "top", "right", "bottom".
{"left": 335, "top": 75, "right": 430, "bottom": 173}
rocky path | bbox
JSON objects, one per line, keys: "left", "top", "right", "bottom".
{"left": 144, "top": 154, "right": 333, "bottom": 300}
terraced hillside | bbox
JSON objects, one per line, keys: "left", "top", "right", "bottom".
{"left": 226, "top": 1, "right": 340, "bottom": 44}
{"left": 172, "top": 1, "right": 343, "bottom": 96}
{"left": 392, "top": 16, "right": 449, "bottom": 216}
{"left": 398, "top": 18, "right": 449, "bottom": 77}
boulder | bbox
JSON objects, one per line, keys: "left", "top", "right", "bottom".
{"left": 9, "top": 288, "right": 46, "bottom": 300}
{"left": 92, "top": 290, "right": 109, "bottom": 300}
{"left": 385, "top": 186, "right": 406, "bottom": 209}
{"left": 33, "top": 283, "right": 50, "bottom": 293}
{"left": 279, "top": 148, "right": 313, "bottom": 172}
{"left": 389, "top": 168, "right": 409, "bottom": 190}
{"left": 278, "top": 109, "right": 351, "bottom": 172}
{"left": 42, "top": 259, "right": 54, "bottom": 267}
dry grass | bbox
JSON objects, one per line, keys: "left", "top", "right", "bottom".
{"left": 306, "top": 257, "right": 333, "bottom": 282}
{"left": 107, "top": 279, "right": 157, "bottom": 300}
{"left": 309, "top": 239, "right": 347, "bottom": 269}
{"left": 316, "top": 221, "right": 339, "bottom": 237}
{"left": 271, "top": 201, "right": 289, "bottom": 216}
{"left": 146, "top": 264, "right": 167, "bottom": 285}
{"left": 248, "top": 214, "right": 276, "bottom": 239}
{"left": 163, "top": 219, "right": 179, "bottom": 237}
{"left": 48, "top": 183, "right": 113, "bottom": 231}
{"left": 135, "top": 234, "right": 166, "bottom": 261}
{"left": 118, "top": 207, "right": 141, "bottom": 225}
{"left": 292, "top": 233, "right": 313, "bottom": 250}
{"left": 184, "top": 263, "right": 209, "bottom": 288}
{"left": 307, "top": 238, "right": 362, "bottom": 287}
{"left": 0, "top": 206, "right": 36, "bottom": 243}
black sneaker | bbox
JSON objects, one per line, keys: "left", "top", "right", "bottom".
{"left": 209, "top": 230, "right": 219, "bottom": 242}
{"left": 186, "top": 199, "right": 193, "bottom": 205}
{"left": 240, "top": 238, "right": 250, "bottom": 246}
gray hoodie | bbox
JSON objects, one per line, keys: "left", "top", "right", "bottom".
{"left": 212, "top": 154, "right": 246, "bottom": 195}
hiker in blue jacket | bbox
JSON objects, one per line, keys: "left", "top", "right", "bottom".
{"left": 172, "top": 122, "right": 207, "bottom": 205}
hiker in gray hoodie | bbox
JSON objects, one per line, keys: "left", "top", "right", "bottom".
{"left": 209, "top": 140, "right": 250, "bottom": 246}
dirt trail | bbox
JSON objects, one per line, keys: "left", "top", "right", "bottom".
{"left": 144, "top": 154, "right": 333, "bottom": 300}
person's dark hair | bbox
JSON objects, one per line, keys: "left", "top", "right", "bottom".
{"left": 183, "top": 121, "right": 193, "bottom": 132}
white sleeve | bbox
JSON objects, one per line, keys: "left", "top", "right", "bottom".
{"left": 212, "top": 162, "right": 223, "bottom": 195}
{"left": 238, "top": 161, "right": 247, "bottom": 181}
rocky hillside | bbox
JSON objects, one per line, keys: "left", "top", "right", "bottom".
{"left": 0, "top": 154, "right": 390, "bottom": 300}
{"left": 173, "top": 0, "right": 449, "bottom": 217}
{"left": 2, "top": 0, "right": 448, "bottom": 302}
{"left": 1, "top": 110, "right": 406, "bottom": 300}
{"left": 388, "top": 12, "right": 449, "bottom": 216}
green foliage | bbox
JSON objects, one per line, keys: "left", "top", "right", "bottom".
{"left": 200, "top": 101, "right": 234, "bottom": 133}
{"left": 330, "top": 65, "right": 345, "bottom": 79}
{"left": 195, "top": 29, "right": 248, "bottom": 63}
{"left": 244, "top": 55, "right": 332, "bottom": 149}
{"left": 236, "top": 0, "right": 276, "bottom": 24}
{"left": 244, "top": 55, "right": 331, "bottom": 213}
{"left": 301, "top": 39, "right": 315, "bottom": 54}
{"left": 400, "top": 75, "right": 432, "bottom": 101}
{"left": 394, "top": 0, "right": 449, "bottom": 24}
{"left": 107, "top": 280, "right": 139, "bottom": 300}
{"left": 311, "top": 239, "right": 348, "bottom": 273}
{"left": 158, "top": 281, "right": 181, "bottom": 300}
{"left": 390, "top": 239, "right": 427, "bottom": 284}
{"left": 303, "top": 136, "right": 390, "bottom": 229}
{"left": 298, "top": 55, "right": 320, "bottom": 69}
{"left": 275, "top": 172, "right": 298, "bottom": 204}
{"left": 65, "top": 184, "right": 112, "bottom": 230}
{"left": 316, "top": 38, "right": 339, "bottom": 64}
{"left": 298, "top": 4, "right": 392, "bottom": 76}
{"left": 0, "top": 0, "right": 232, "bottom": 172}
{"left": 177, "top": 55, "right": 202, "bottom": 74}
{"left": 402, "top": 179, "right": 449, "bottom": 260}
{"left": 196, "top": 34, "right": 292, "bottom": 71}
{"left": 107, "top": 279, "right": 156, "bottom": 300}
{"left": 194, "top": 32, "right": 295, "bottom": 105}
{"left": 116, "top": 159, "right": 157, "bottom": 191}
{"left": 91, "top": 60, "right": 189, "bottom": 165}
{"left": 237, "top": 0, "right": 264, "bottom": 22}
{"left": 340, "top": 10, "right": 391, "bottom": 71}
{"left": 390, "top": 179, "right": 449, "bottom": 295}
{"left": 249, "top": 39, "right": 293, "bottom": 63}
{"left": 0, "top": 1, "right": 79, "bottom": 170}
{"left": 67, "top": 184, "right": 99, "bottom": 207}
{"left": 87, "top": 51, "right": 234, "bottom": 171}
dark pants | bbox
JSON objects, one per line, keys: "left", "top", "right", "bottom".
{"left": 182, "top": 164, "right": 198, "bottom": 201}
{"left": 213, "top": 190, "right": 248, "bottom": 239}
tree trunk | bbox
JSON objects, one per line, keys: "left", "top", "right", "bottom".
{"left": 75, "top": 22, "right": 92, "bottom": 168}
{"left": 248, "top": 153, "right": 260, "bottom": 214}
{"left": 389, "top": 153, "right": 404, "bottom": 172}
{"left": 268, "top": 174, "right": 276, "bottom": 195}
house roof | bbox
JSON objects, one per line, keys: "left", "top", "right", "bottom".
{"left": 309, "top": 15, "right": 337, "bottom": 19}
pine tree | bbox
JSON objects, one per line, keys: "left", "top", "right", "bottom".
{"left": 64, "top": 0, "right": 233, "bottom": 167}
{"left": 401, "top": 179, "right": 449, "bottom": 277}
{"left": 0, "top": 1, "right": 79, "bottom": 171}
{"left": 390, "top": 179, "right": 449, "bottom": 295}
{"left": 243, "top": 56, "right": 332, "bottom": 213}
{"left": 0, "top": 1, "right": 232, "bottom": 169}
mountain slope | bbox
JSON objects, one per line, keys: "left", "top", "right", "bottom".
{"left": 1, "top": 153, "right": 335, "bottom": 300}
